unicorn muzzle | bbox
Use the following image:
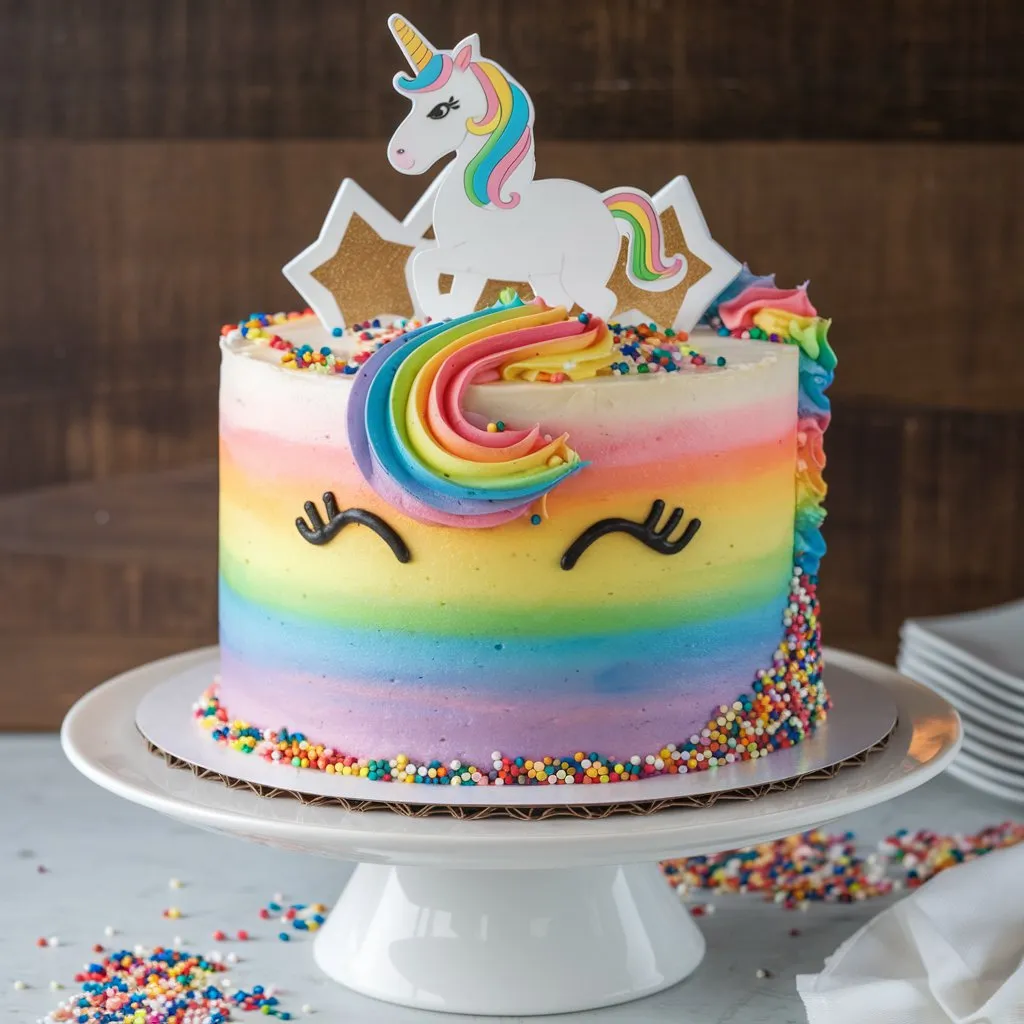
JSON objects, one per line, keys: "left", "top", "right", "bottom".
{"left": 389, "top": 144, "right": 416, "bottom": 171}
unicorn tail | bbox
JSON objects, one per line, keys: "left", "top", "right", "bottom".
{"left": 603, "top": 189, "right": 683, "bottom": 284}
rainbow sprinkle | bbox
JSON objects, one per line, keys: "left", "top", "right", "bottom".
{"left": 662, "top": 822, "right": 1024, "bottom": 909}
{"left": 259, "top": 899, "right": 329, "bottom": 935}
{"left": 221, "top": 311, "right": 723, "bottom": 380}
{"left": 221, "top": 312, "right": 415, "bottom": 376}
{"left": 43, "top": 948, "right": 292, "bottom": 1022}
{"left": 198, "top": 568, "right": 826, "bottom": 786}
{"left": 606, "top": 322, "right": 721, "bottom": 375}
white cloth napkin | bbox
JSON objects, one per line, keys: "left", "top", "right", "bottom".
{"left": 796, "top": 843, "right": 1024, "bottom": 1024}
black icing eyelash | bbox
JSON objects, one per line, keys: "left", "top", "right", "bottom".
{"left": 560, "top": 499, "right": 701, "bottom": 571}
{"left": 296, "top": 492, "right": 411, "bottom": 564}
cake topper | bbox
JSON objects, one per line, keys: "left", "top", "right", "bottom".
{"left": 285, "top": 14, "right": 739, "bottom": 332}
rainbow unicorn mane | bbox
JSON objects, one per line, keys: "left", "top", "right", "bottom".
{"left": 463, "top": 62, "right": 532, "bottom": 210}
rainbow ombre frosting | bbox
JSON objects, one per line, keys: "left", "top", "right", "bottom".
{"left": 217, "top": 282, "right": 834, "bottom": 776}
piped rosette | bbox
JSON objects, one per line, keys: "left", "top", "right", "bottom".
{"left": 716, "top": 277, "right": 836, "bottom": 575}
{"left": 347, "top": 298, "right": 616, "bottom": 527}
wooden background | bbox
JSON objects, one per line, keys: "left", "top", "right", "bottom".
{"left": 1, "top": 0, "right": 1022, "bottom": 728}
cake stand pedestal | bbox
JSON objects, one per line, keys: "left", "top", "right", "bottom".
{"left": 61, "top": 649, "right": 960, "bottom": 1017}
{"left": 317, "top": 861, "right": 703, "bottom": 1014}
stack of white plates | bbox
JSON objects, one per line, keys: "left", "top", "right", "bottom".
{"left": 897, "top": 599, "right": 1024, "bottom": 804}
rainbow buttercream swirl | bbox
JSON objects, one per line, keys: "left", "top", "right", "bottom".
{"left": 347, "top": 298, "right": 616, "bottom": 527}
{"left": 716, "top": 277, "right": 836, "bottom": 575}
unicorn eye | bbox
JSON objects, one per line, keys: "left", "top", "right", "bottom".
{"left": 560, "top": 500, "right": 701, "bottom": 571}
{"left": 427, "top": 96, "right": 460, "bottom": 120}
{"left": 295, "top": 492, "right": 411, "bottom": 564}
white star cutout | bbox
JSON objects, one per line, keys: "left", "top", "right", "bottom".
{"left": 282, "top": 176, "right": 439, "bottom": 332}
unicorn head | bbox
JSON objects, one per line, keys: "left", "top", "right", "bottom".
{"left": 386, "top": 14, "right": 534, "bottom": 209}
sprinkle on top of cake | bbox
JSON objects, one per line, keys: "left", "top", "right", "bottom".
{"left": 220, "top": 306, "right": 728, "bottom": 379}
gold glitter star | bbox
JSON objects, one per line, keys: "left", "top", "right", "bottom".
{"left": 310, "top": 214, "right": 416, "bottom": 325}
{"left": 283, "top": 178, "right": 433, "bottom": 331}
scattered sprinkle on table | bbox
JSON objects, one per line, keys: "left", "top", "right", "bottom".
{"left": 43, "top": 948, "right": 293, "bottom": 1022}
{"left": 661, "top": 823, "right": 1024, "bottom": 909}
{"left": 260, "top": 899, "right": 328, "bottom": 933}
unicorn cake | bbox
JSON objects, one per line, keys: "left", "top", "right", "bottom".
{"left": 205, "top": 15, "right": 836, "bottom": 789}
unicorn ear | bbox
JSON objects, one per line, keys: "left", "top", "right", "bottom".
{"left": 452, "top": 33, "right": 480, "bottom": 70}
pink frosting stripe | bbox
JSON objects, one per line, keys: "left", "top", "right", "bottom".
{"left": 719, "top": 285, "right": 817, "bottom": 330}
{"left": 222, "top": 393, "right": 797, "bottom": 485}
{"left": 558, "top": 399, "right": 797, "bottom": 467}
{"left": 221, "top": 431, "right": 365, "bottom": 490}
{"left": 555, "top": 438, "right": 797, "bottom": 501}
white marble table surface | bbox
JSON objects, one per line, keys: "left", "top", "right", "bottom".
{"left": 3, "top": 734, "right": 1019, "bottom": 1024}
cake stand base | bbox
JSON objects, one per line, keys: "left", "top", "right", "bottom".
{"left": 316, "top": 862, "right": 703, "bottom": 1015}
{"left": 61, "top": 648, "right": 961, "bottom": 1017}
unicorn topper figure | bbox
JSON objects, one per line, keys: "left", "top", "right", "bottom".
{"left": 387, "top": 14, "right": 686, "bottom": 322}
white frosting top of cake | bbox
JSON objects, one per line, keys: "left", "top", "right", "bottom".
{"left": 220, "top": 315, "right": 797, "bottom": 444}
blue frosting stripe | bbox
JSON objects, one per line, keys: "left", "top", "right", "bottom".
{"left": 218, "top": 575, "right": 789, "bottom": 692}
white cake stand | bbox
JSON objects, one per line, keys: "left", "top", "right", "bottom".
{"left": 61, "top": 648, "right": 960, "bottom": 1017}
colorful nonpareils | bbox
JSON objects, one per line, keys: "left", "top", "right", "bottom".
{"left": 259, "top": 899, "right": 328, "bottom": 934}
{"left": 222, "top": 312, "right": 412, "bottom": 376}
{"left": 661, "top": 822, "right": 1024, "bottom": 909}
{"left": 224, "top": 306, "right": 722, "bottom": 379}
{"left": 42, "top": 948, "right": 294, "bottom": 1022}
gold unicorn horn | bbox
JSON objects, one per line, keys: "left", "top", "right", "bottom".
{"left": 388, "top": 14, "right": 435, "bottom": 73}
